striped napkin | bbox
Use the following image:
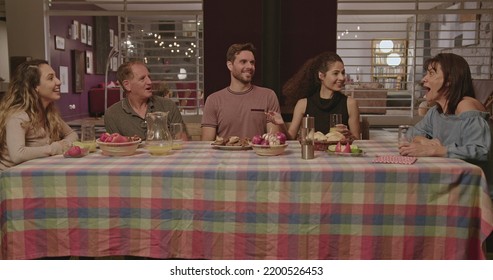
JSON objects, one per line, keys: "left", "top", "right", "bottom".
{"left": 372, "top": 155, "right": 417, "bottom": 165}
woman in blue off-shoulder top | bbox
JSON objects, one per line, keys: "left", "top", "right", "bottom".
{"left": 399, "top": 53, "right": 491, "bottom": 161}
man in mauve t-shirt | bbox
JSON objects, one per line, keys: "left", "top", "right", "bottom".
{"left": 201, "top": 43, "right": 283, "bottom": 141}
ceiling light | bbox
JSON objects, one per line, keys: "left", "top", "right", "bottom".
{"left": 386, "top": 53, "right": 401, "bottom": 66}
{"left": 379, "top": 40, "right": 394, "bottom": 53}
{"left": 178, "top": 68, "right": 187, "bottom": 80}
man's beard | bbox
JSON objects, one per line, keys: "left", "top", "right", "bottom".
{"left": 232, "top": 70, "right": 253, "bottom": 84}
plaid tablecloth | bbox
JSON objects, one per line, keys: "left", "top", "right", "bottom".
{"left": 1, "top": 140, "right": 492, "bottom": 259}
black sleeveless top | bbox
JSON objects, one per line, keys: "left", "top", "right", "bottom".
{"left": 305, "top": 92, "right": 350, "bottom": 134}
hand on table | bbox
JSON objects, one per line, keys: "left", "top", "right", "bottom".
{"left": 399, "top": 141, "right": 446, "bottom": 157}
{"left": 412, "top": 136, "right": 442, "bottom": 146}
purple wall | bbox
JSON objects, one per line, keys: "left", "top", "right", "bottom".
{"left": 50, "top": 15, "right": 117, "bottom": 121}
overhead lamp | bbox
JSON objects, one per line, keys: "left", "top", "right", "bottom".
{"left": 379, "top": 40, "right": 394, "bottom": 53}
{"left": 178, "top": 68, "right": 187, "bottom": 80}
{"left": 386, "top": 53, "right": 402, "bottom": 66}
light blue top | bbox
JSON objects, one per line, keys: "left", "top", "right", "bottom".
{"left": 407, "top": 106, "right": 491, "bottom": 161}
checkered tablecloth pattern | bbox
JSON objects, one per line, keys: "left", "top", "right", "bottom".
{"left": 1, "top": 140, "right": 492, "bottom": 259}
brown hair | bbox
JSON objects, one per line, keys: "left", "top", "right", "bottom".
{"left": 226, "top": 43, "right": 256, "bottom": 63}
{"left": 116, "top": 60, "right": 149, "bottom": 92}
{"left": 0, "top": 59, "right": 65, "bottom": 152}
{"left": 423, "top": 53, "right": 474, "bottom": 114}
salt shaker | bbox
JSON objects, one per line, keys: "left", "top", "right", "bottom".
{"left": 300, "top": 115, "right": 315, "bottom": 159}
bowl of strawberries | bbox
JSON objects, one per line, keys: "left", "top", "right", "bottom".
{"left": 96, "top": 132, "right": 142, "bottom": 156}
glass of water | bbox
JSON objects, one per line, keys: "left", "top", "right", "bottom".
{"left": 171, "top": 123, "right": 184, "bottom": 150}
{"left": 81, "top": 121, "right": 96, "bottom": 152}
{"left": 329, "top": 114, "right": 342, "bottom": 131}
{"left": 398, "top": 125, "right": 410, "bottom": 146}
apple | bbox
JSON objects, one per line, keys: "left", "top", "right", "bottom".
{"left": 275, "top": 132, "right": 287, "bottom": 144}
{"left": 112, "top": 135, "right": 129, "bottom": 143}
{"left": 99, "top": 132, "right": 115, "bottom": 143}
{"left": 67, "top": 146, "right": 82, "bottom": 157}
{"left": 251, "top": 134, "right": 263, "bottom": 145}
{"left": 99, "top": 132, "right": 110, "bottom": 142}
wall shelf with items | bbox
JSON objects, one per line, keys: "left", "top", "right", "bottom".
{"left": 371, "top": 39, "right": 407, "bottom": 90}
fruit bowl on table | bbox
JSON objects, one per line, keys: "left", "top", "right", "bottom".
{"left": 96, "top": 138, "right": 142, "bottom": 156}
{"left": 251, "top": 143, "right": 288, "bottom": 156}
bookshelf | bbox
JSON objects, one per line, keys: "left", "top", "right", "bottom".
{"left": 371, "top": 39, "right": 407, "bottom": 90}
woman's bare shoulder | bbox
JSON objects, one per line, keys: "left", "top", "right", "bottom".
{"left": 295, "top": 98, "right": 307, "bottom": 106}
{"left": 456, "top": 97, "right": 486, "bottom": 114}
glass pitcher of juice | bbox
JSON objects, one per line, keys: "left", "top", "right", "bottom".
{"left": 145, "top": 111, "right": 173, "bottom": 156}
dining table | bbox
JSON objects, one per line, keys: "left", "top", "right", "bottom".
{"left": 1, "top": 140, "right": 492, "bottom": 260}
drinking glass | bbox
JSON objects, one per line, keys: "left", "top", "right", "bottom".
{"left": 80, "top": 121, "right": 96, "bottom": 152}
{"left": 170, "top": 123, "right": 184, "bottom": 150}
{"left": 398, "top": 125, "right": 410, "bottom": 146}
{"left": 329, "top": 114, "right": 342, "bottom": 131}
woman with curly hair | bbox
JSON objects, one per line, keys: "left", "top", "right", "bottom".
{"left": 282, "top": 51, "right": 360, "bottom": 140}
{"left": 0, "top": 59, "right": 78, "bottom": 170}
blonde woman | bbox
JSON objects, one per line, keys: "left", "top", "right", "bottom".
{"left": 0, "top": 59, "right": 78, "bottom": 170}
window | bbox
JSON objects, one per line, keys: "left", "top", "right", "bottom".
{"left": 337, "top": 0, "right": 493, "bottom": 123}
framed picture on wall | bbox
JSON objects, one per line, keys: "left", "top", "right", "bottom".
{"left": 87, "top": 25, "right": 93, "bottom": 46}
{"left": 54, "top": 36, "right": 65, "bottom": 50}
{"left": 59, "top": 66, "right": 69, "bottom": 93}
{"left": 72, "top": 20, "right": 79, "bottom": 40}
{"left": 81, "top": 24, "right": 87, "bottom": 44}
{"left": 85, "top": 50, "right": 94, "bottom": 74}
{"left": 109, "top": 29, "right": 114, "bottom": 47}
{"left": 72, "top": 50, "right": 85, "bottom": 93}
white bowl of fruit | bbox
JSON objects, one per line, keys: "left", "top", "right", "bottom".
{"left": 96, "top": 133, "right": 142, "bottom": 156}
{"left": 250, "top": 132, "right": 288, "bottom": 156}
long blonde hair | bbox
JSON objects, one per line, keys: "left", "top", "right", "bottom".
{"left": 0, "top": 59, "right": 65, "bottom": 152}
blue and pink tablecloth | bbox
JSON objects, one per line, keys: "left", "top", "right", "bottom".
{"left": 1, "top": 140, "right": 492, "bottom": 259}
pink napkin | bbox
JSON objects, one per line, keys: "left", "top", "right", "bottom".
{"left": 372, "top": 155, "right": 417, "bottom": 165}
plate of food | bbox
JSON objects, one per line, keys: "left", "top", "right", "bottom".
{"left": 211, "top": 136, "right": 252, "bottom": 150}
{"left": 313, "top": 131, "right": 353, "bottom": 151}
{"left": 327, "top": 143, "right": 364, "bottom": 157}
{"left": 327, "top": 150, "right": 365, "bottom": 157}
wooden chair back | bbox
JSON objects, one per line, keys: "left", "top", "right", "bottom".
{"left": 185, "top": 122, "right": 202, "bottom": 141}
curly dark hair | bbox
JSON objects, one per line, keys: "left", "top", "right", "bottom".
{"left": 282, "top": 51, "right": 343, "bottom": 106}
